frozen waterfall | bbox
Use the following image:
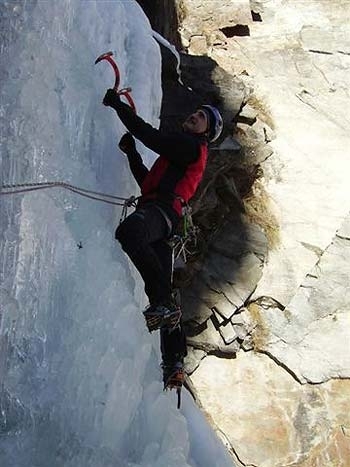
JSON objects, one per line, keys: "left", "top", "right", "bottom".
{"left": 0, "top": 1, "right": 235, "bottom": 466}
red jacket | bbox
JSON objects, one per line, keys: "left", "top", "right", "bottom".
{"left": 140, "top": 142, "right": 208, "bottom": 216}
{"left": 113, "top": 99, "right": 208, "bottom": 220}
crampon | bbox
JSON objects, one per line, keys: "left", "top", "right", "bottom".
{"left": 143, "top": 305, "right": 181, "bottom": 333}
{"left": 162, "top": 362, "right": 184, "bottom": 409}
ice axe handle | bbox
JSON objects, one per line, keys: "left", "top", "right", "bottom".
{"left": 118, "top": 87, "right": 136, "bottom": 113}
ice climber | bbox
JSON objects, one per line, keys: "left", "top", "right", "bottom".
{"left": 103, "top": 88, "right": 223, "bottom": 390}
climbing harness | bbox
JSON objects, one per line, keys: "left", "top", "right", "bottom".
{"left": 95, "top": 51, "right": 136, "bottom": 113}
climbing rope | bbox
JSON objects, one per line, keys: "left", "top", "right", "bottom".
{"left": 1, "top": 181, "right": 138, "bottom": 221}
{"left": 2, "top": 181, "right": 200, "bottom": 270}
{"left": 1, "top": 54, "right": 139, "bottom": 213}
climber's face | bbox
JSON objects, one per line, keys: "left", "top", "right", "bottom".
{"left": 183, "top": 109, "right": 208, "bottom": 135}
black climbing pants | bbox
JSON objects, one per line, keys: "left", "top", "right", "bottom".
{"left": 115, "top": 204, "right": 173, "bottom": 305}
{"left": 115, "top": 204, "right": 187, "bottom": 362}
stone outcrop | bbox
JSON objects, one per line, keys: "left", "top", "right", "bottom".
{"left": 250, "top": 214, "right": 350, "bottom": 384}
{"left": 138, "top": 0, "right": 350, "bottom": 465}
{"left": 192, "top": 352, "right": 350, "bottom": 467}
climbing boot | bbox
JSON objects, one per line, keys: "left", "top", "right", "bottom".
{"left": 162, "top": 360, "right": 184, "bottom": 391}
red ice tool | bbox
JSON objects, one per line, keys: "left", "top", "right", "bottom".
{"left": 95, "top": 51, "right": 136, "bottom": 113}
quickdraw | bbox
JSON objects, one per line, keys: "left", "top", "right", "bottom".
{"left": 95, "top": 51, "right": 136, "bottom": 113}
{"left": 169, "top": 203, "right": 199, "bottom": 288}
{"left": 119, "top": 195, "right": 137, "bottom": 224}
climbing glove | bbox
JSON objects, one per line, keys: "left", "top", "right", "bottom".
{"left": 119, "top": 132, "right": 136, "bottom": 154}
{"left": 103, "top": 88, "right": 120, "bottom": 108}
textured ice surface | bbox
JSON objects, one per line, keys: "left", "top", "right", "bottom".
{"left": 0, "top": 1, "right": 235, "bottom": 466}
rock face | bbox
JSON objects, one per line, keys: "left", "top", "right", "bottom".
{"left": 192, "top": 352, "right": 350, "bottom": 467}
{"left": 138, "top": 0, "right": 350, "bottom": 465}
{"left": 250, "top": 215, "right": 350, "bottom": 384}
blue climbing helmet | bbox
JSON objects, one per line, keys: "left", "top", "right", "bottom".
{"left": 200, "top": 105, "right": 223, "bottom": 142}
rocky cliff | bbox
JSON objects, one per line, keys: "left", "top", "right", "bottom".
{"left": 138, "top": 1, "right": 350, "bottom": 466}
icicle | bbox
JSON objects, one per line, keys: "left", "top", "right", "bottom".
{"left": 151, "top": 30, "right": 184, "bottom": 86}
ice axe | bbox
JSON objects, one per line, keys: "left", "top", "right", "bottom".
{"left": 95, "top": 51, "right": 136, "bottom": 112}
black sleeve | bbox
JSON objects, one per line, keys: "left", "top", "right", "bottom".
{"left": 125, "top": 149, "right": 149, "bottom": 188}
{"left": 112, "top": 100, "right": 200, "bottom": 166}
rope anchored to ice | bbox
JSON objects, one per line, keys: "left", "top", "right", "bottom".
{"left": 0, "top": 181, "right": 138, "bottom": 221}
{"left": 0, "top": 182, "right": 198, "bottom": 255}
